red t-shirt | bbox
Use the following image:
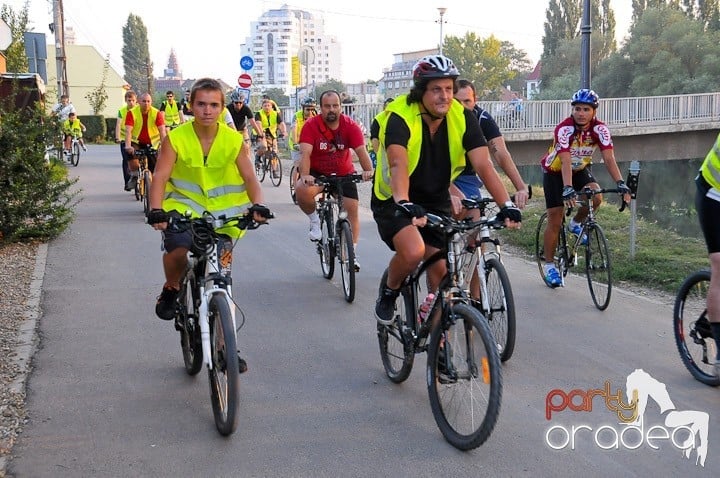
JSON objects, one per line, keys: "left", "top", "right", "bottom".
{"left": 125, "top": 109, "right": 166, "bottom": 145}
{"left": 299, "top": 114, "right": 365, "bottom": 176}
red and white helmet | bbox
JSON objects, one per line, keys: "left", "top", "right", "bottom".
{"left": 412, "top": 55, "right": 460, "bottom": 86}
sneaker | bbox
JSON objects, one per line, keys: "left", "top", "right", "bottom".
{"left": 125, "top": 176, "right": 138, "bottom": 191}
{"left": 353, "top": 257, "right": 360, "bottom": 272}
{"left": 308, "top": 220, "right": 322, "bottom": 241}
{"left": 155, "top": 286, "right": 179, "bottom": 320}
{"left": 568, "top": 223, "right": 588, "bottom": 246}
{"left": 544, "top": 266, "right": 563, "bottom": 288}
{"left": 375, "top": 285, "right": 400, "bottom": 325}
{"left": 238, "top": 354, "right": 248, "bottom": 374}
{"left": 81, "top": 145, "right": 87, "bottom": 152}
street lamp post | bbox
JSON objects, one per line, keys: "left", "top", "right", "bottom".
{"left": 437, "top": 7, "right": 447, "bottom": 55}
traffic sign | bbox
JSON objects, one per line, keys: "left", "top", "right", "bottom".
{"left": 237, "top": 73, "right": 252, "bottom": 88}
{"left": 240, "top": 55, "right": 254, "bottom": 70}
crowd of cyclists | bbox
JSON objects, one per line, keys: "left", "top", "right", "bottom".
{"left": 93, "top": 52, "right": 719, "bottom": 382}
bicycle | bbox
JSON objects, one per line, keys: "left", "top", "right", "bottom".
{"left": 376, "top": 210, "right": 503, "bottom": 450}
{"left": 168, "top": 209, "right": 272, "bottom": 436}
{"left": 313, "top": 173, "right": 364, "bottom": 303}
{"left": 289, "top": 155, "right": 300, "bottom": 204}
{"left": 254, "top": 135, "right": 283, "bottom": 187}
{"left": 130, "top": 146, "right": 157, "bottom": 216}
{"left": 62, "top": 134, "right": 82, "bottom": 167}
{"left": 458, "top": 197, "right": 517, "bottom": 362}
{"left": 535, "top": 186, "right": 627, "bottom": 310}
{"left": 673, "top": 269, "right": 720, "bottom": 386}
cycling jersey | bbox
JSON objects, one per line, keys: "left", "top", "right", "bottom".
{"left": 298, "top": 114, "right": 364, "bottom": 176}
{"left": 541, "top": 116, "right": 613, "bottom": 173}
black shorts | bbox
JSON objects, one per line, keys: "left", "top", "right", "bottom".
{"left": 371, "top": 199, "right": 446, "bottom": 251}
{"left": 543, "top": 168, "right": 596, "bottom": 209}
{"left": 696, "top": 174, "right": 720, "bottom": 254}
{"left": 310, "top": 170, "right": 359, "bottom": 200}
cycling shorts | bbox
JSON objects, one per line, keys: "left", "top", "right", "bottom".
{"left": 453, "top": 173, "right": 483, "bottom": 200}
{"left": 371, "top": 199, "right": 445, "bottom": 252}
{"left": 543, "top": 168, "right": 596, "bottom": 209}
{"left": 696, "top": 174, "right": 720, "bottom": 254}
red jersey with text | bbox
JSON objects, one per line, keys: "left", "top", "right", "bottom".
{"left": 299, "top": 114, "right": 365, "bottom": 176}
{"left": 540, "top": 116, "right": 613, "bottom": 173}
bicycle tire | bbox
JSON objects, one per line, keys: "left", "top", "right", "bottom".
{"left": 255, "top": 155, "right": 266, "bottom": 182}
{"left": 270, "top": 154, "right": 282, "bottom": 187}
{"left": 207, "top": 294, "right": 239, "bottom": 436}
{"left": 427, "top": 303, "right": 502, "bottom": 450}
{"left": 338, "top": 220, "right": 355, "bottom": 302}
{"left": 376, "top": 268, "right": 415, "bottom": 383}
{"left": 289, "top": 165, "right": 299, "bottom": 204}
{"left": 71, "top": 142, "right": 80, "bottom": 167}
{"left": 319, "top": 205, "right": 335, "bottom": 279}
{"left": 535, "top": 212, "right": 568, "bottom": 284}
{"left": 483, "top": 258, "right": 516, "bottom": 362}
{"left": 584, "top": 224, "right": 612, "bottom": 310}
{"left": 142, "top": 171, "right": 152, "bottom": 215}
{"left": 673, "top": 270, "right": 719, "bottom": 386}
{"left": 179, "top": 277, "right": 202, "bottom": 375}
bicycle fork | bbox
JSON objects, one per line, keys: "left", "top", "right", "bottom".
{"left": 197, "top": 286, "right": 236, "bottom": 371}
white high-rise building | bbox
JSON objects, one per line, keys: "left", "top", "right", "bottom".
{"left": 240, "top": 5, "right": 342, "bottom": 95}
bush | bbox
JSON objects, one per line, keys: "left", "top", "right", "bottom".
{"left": 0, "top": 96, "right": 79, "bottom": 243}
{"left": 79, "top": 114, "right": 106, "bottom": 143}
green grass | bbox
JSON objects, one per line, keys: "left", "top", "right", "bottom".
{"left": 498, "top": 185, "right": 708, "bottom": 294}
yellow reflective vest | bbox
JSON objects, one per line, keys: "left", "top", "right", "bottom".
{"left": 701, "top": 132, "right": 720, "bottom": 190}
{"left": 373, "top": 95, "right": 467, "bottom": 201}
{"left": 118, "top": 105, "right": 130, "bottom": 141}
{"left": 257, "top": 109, "right": 281, "bottom": 137}
{"left": 128, "top": 105, "right": 162, "bottom": 148}
{"left": 162, "top": 123, "right": 250, "bottom": 239}
{"left": 289, "top": 109, "right": 315, "bottom": 149}
{"left": 162, "top": 100, "right": 181, "bottom": 126}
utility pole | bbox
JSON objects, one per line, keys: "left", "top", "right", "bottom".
{"left": 52, "top": 0, "right": 69, "bottom": 97}
{"left": 580, "top": 0, "right": 591, "bottom": 89}
{"left": 437, "top": 8, "right": 447, "bottom": 55}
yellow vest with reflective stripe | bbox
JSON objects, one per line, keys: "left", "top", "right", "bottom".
{"left": 163, "top": 100, "right": 181, "bottom": 125}
{"left": 129, "top": 105, "right": 162, "bottom": 148}
{"left": 373, "top": 95, "right": 467, "bottom": 200}
{"left": 258, "top": 109, "right": 280, "bottom": 136}
{"left": 701, "top": 132, "right": 720, "bottom": 190}
{"left": 162, "top": 123, "right": 250, "bottom": 239}
{"left": 118, "top": 105, "right": 129, "bottom": 140}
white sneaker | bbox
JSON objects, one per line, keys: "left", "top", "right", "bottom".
{"left": 308, "top": 220, "right": 322, "bottom": 241}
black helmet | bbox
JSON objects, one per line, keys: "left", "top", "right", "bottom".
{"left": 412, "top": 55, "right": 460, "bottom": 87}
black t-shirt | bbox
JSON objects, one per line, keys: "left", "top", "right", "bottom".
{"left": 180, "top": 98, "right": 193, "bottom": 116}
{"left": 373, "top": 107, "right": 487, "bottom": 212}
{"left": 370, "top": 118, "right": 380, "bottom": 140}
{"left": 460, "top": 105, "right": 501, "bottom": 175}
{"left": 228, "top": 103, "right": 254, "bottom": 131}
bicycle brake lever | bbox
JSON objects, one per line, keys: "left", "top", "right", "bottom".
{"left": 619, "top": 200, "right": 628, "bottom": 213}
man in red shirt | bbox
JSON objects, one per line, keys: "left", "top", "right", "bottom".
{"left": 124, "top": 93, "right": 167, "bottom": 183}
{"left": 295, "top": 90, "right": 374, "bottom": 269}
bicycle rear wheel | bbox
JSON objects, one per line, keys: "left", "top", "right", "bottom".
{"left": 289, "top": 165, "right": 299, "bottom": 204}
{"left": 207, "top": 294, "right": 239, "bottom": 436}
{"left": 583, "top": 224, "right": 612, "bottom": 310}
{"left": 376, "top": 268, "right": 415, "bottom": 383}
{"left": 142, "top": 171, "right": 152, "bottom": 215}
{"left": 71, "top": 142, "right": 80, "bottom": 167}
{"left": 338, "top": 220, "right": 355, "bottom": 302}
{"left": 178, "top": 277, "right": 202, "bottom": 375}
{"left": 535, "top": 212, "right": 567, "bottom": 284}
{"left": 483, "top": 258, "right": 516, "bottom": 362}
{"left": 427, "top": 303, "right": 502, "bottom": 450}
{"left": 673, "top": 270, "right": 719, "bottom": 386}
{"left": 255, "top": 155, "right": 266, "bottom": 182}
{"left": 319, "top": 206, "right": 335, "bottom": 279}
{"left": 270, "top": 154, "right": 282, "bottom": 187}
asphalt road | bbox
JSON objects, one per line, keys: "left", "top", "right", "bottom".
{"left": 8, "top": 146, "right": 717, "bottom": 477}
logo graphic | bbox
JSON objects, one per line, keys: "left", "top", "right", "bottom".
{"left": 545, "top": 369, "right": 709, "bottom": 467}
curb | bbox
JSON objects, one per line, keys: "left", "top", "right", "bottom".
{"left": 0, "top": 242, "right": 48, "bottom": 476}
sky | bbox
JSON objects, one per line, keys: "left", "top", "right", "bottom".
{"left": 5, "top": 0, "right": 633, "bottom": 87}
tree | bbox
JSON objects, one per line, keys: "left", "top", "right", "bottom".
{"left": 84, "top": 55, "right": 110, "bottom": 115}
{"left": 121, "top": 14, "right": 153, "bottom": 95}
{"left": 262, "top": 87, "right": 289, "bottom": 106}
{"left": 442, "top": 32, "right": 532, "bottom": 100}
{"left": 0, "top": 3, "right": 29, "bottom": 73}
{"left": 312, "top": 79, "right": 345, "bottom": 99}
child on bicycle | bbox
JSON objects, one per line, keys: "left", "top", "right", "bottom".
{"left": 539, "top": 89, "right": 630, "bottom": 288}
{"left": 62, "top": 112, "right": 87, "bottom": 152}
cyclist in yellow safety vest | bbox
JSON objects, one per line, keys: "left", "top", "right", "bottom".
{"left": 696, "top": 133, "right": 720, "bottom": 378}
{"left": 160, "top": 90, "right": 185, "bottom": 128}
{"left": 62, "top": 112, "right": 87, "bottom": 151}
{"left": 254, "top": 98, "right": 286, "bottom": 162}
{"left": 124, "top": 92, "right": 167, "bottom": 174}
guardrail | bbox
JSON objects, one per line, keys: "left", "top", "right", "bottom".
{"left": 280, "top": 92, "right": 720, "bottom": 135}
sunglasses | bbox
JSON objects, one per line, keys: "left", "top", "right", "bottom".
{"left": 234, "top": 101, "right": 244, "bottom": 104}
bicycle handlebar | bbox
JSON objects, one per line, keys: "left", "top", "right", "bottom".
{"left": 133, "top": 146, "right": 158, "bottom": 159}
{"left": 168, "top": 210, "right": 274, "bottom": 234}
{"left": 313, "top": 173, "right": 365, "bottom": 187}
{"left": 425, "top": 209, "right": 506, "bottom": 233}
{"left": 565, "top": 186, "right": 629, "bottom": 216}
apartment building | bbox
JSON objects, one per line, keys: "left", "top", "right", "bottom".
{"left": 379, "top": 48, "right": 438, "bottom": 98}
{"left": 240, "top": 5, "right": 341, "bottom": 95}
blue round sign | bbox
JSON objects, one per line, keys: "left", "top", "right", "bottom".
{"left": 240, "top": 56, "right": 254, "bottom": 70}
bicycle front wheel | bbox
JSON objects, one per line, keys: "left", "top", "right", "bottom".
{"left": 255, "top": 155, "right": 266, "bottom": 182}
{"left": 179, "top": 277, "right": 202, "bottom": 375}
{"left": 319, "top": 206, "right": 335, "bottom": 279}
{"left": 535, "top": 212, "right": 567, "bottom": 283}
{"left": 270, "top": 154, "right": 282, "bottom": 187}
{"left": 376, "top": 268, "right": 415, "bottom": 383}
{"left": 427, "top": 303, "right": 502, "bottom": 450}
{"left": 338, "top": 220, "right": 355, "bottom": 302}
{"left": 142, "top": 171, "right": 152, "bottom": 215}
{"left": 583, "top": 224, "right": 612, "bottom": 310}
{"left": 483, "top": 258, "right": 516, "bottom": 362}
{"left": 71, "top": 142, "right": 80, "bottom": 167}
{"left": 289, "top": 165, "right": 299, "bottom": 204}
{"left": 207, "top": 294, "right": 239, "bottom": 436}
{"left": 673, "top": 270, "right": 719, "bottom": 386}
